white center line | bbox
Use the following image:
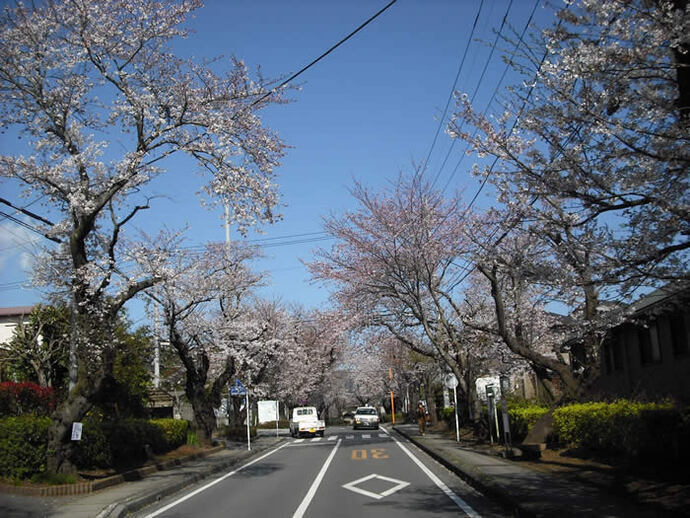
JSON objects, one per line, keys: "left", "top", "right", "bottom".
{"left": 292, "top": 438, "right": 341, "bottom": 518}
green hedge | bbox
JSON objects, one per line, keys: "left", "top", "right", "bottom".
{"left": 508, "top": 405, "right": 550, "bottom": 443}
{"left": 553, "top": 400, "right": 684, "bottom": 459}
{"left": 150, "top": 418, "right": 188, "bottom": 451}
{"left": 74, "top": 418, "right": 189, "bottom": 469}
{"left": 0, "top": 416, "right": 190, "bottom": 478}
{"left": 0, "top": 416, "right": 51, "bottom": 479}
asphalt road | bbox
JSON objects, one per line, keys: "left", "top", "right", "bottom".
{"left": 134, "top": 426, "right": 505, "bottom": 518}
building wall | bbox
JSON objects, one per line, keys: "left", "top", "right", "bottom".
{"left": 597, "top": 309, "right": 690, "bottom": 401}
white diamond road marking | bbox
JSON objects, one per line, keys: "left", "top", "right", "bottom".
{"left": 327, "top": 435, "right": 337, "bottom": 441}
{"left": 311, "top": 437, "right": 321, "bottom": 442}
{"left": 378, "top": 433, "right": 387, "bottom": 438}
{"left": 342, "top": 473, "right": 410, "bottom": 500}
{"left": 294, "top": 439, "right": 304, "bottom": 443}
{"left": 362, "top": 434, "right": 371, "bottom": 439}
{"left": 345, "top": 435, "right": 354, "bottom": 439}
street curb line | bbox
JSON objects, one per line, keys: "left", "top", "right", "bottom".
{"left": 392, "top": 426, "right": 534, "bottom": 518}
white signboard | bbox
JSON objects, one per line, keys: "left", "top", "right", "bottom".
{"left": 257, "top": 400, "right": 279, "bottom": 423}
{"left": 71, "top": 422, "right": 83, "bottom": 441}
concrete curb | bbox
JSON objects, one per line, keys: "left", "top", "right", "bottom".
{"left": 101, "top": 438, "right": 287, "bottom": 517}
{"left": 392, "top": 426, "right": 532, "bottom": 518}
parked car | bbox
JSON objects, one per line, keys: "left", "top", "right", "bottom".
{"left": 352, "top": 406, "right": 379, "bottom": 430}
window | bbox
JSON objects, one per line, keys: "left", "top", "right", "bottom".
{"left": 670, "top": 312, "right": 689, "bottom": 357}
{"left": 639, "top": 323, "right": 662, "bottom": 365}
{"left": 603, "top": 335, "right": 624, "bottom": 374}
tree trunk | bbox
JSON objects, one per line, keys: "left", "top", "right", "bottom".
{"left": 186, "top": 386, "right": 216, "bottom": 447}
{"left": 423, "top": 376, "right": 438, "bottom": 426}
{"left": 46, "top": 385, "right": 93, "bottom": 474}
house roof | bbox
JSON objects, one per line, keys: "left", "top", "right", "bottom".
{"left": 0, "top": 306, "right": 35, "bottom": 317}
{"left": 628, "top": 283, "right": 690, "bottom": 315}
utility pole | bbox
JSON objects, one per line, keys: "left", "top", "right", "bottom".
{"left": 389, "top": 367, "right": 396, "bottom": 424}
{"left": 153, "top": 305, "right": 160, "bottom": 389}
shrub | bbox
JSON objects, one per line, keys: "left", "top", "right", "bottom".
{"left": 73, "top": 418, "right": 187, "bottom": 469}
{"left": 30, "top": 472, "right": 76, "bottom": 485}
{"left": 0, "top": 416, "right": 190, "bottom": 477}
{"left": 440, "top": 407, "right": 456, "bottom": 428}
{"left": 72, "top": 419, "right": 111, "bottom": 469}
{"left": 508, "top": 404, "right": 550, "bottom": 443}
{"left": 150, "top": 418, "right": 188, "bottom": 452}
{"left": 256, "top": 419, "right": 289, "bottom": 429}
{"left": 0, "top": 416, "right": 51, "bottom": 479}
{"left": 0, "top": 382, "right": 56, "bottom": 417}
{"left": 224, "top": 426, "right": 257, "bottom": 441}
{"left": 553, "top": 400, "right": 681, "bottom": 459}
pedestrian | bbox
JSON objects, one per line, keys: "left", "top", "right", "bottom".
{"left": 416, "top": 402, "right": 427, "bottom": 435}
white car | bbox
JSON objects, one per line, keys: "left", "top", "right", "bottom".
{"left": 352, "top": 406, "right": 379, "bottom": 430}
{"left": 289, "top": 406, "right": 325, "bottom": 437}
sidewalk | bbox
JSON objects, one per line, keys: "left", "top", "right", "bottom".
{"left": 0, "top": 435, "right": 286, "bottom": 518}
{"left": 392, "top": 423, "right": 679, "bottom": 517}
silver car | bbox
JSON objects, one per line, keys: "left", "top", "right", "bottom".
{"left": 352, "top": 406, "right": 379, "bottom": 430}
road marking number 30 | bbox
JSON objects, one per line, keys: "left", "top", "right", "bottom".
{"left": 351, "top": 448, "right": 389, "bottom": 460}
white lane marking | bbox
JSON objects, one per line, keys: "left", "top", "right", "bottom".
{"left": 311, "top": 437, "right": 322, "bottom": 442}
{"left": 345, "top": 435, "right": 354, "bottom": 439}
{"left": 327, "top": 435, "right": 337, "bottom": 441}
{"left": 294, "top": 439, "right": 305, "bottom": 443}
{"left": 292, "top": 438, "right": 341, "bottom": 518}
{"left": 378, "top": 433, "right": 387, "bottom": 438}
{"left": 381, "top": 428, "right": 481, "bottom": 517}
{"left": 342, "top": 473, "right": 410, "bottom": 500}
{"left": 143, "top": 442, "right": 290, "bottom": 518}
{"left": 362, "top": 434, "right": 371, "bottom": 439}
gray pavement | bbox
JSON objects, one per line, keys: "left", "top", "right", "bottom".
{"left": 0, "top": 426, "right": 679, "bottom": 517}
{"left": 0, "top": 436, "right": 286, "bottom": 518}
{"left": 392, "top": 423, "right": 673, "bottom": 517}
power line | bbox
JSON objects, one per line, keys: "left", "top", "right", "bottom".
{"left": 420, "top": 0, "right": 486, "bottom": 178}
{"left": 431, "top": 0, "right": 517, "bottom": 189}
{"left": 0, "top": 209, "right": 61, "bottom": 244}
{"left": 245, "top": 0, "right": 398, "bottom": 112}
{"left": 440, "top": 0, "right": 541, "bottom": 194}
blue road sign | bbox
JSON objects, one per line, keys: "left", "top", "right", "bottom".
{"left": 230, "top": 379, "right": 247, "bottom": 396}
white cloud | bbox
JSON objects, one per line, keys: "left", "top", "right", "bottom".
{"left": 0, "top": 219, "right": 42, "bottom": 273}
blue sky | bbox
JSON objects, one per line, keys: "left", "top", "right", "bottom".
{"left": 0, "top": 0, "right": 557, "bottom": 325}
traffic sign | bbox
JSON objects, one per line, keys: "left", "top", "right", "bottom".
{"left": 444, "top": 373, "right": 458, "bottom": 389}
{"left": 230, "top": 379, "right": 247, "bottom": 396}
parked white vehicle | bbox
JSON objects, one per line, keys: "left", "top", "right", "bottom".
{"left": 289, "top": 406, "right": 325, "bottom": 437}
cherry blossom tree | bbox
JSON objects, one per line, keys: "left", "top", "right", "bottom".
{"left": 450, "top": 0, "right": 689, "bottom": 296}
{"left": 274, "top": 308, "right": 348, "bottom": 417}
{"left": 448, "top": 0, "right": 690, "bottom": 400}
{"left": 309, "top": 173, "right": 493, "bottom": 420}
{"left": 147, "top": 241, "right": 285, "bottom": 444}
{"left": 0, "top": 0, "right": 287, "bottom": 472}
